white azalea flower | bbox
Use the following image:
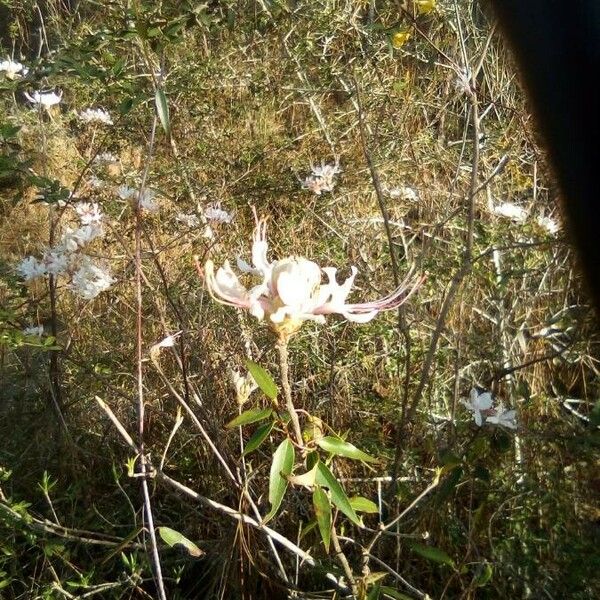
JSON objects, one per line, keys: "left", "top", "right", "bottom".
{"left": 71, "top": 258, "right": 114, "bottom": 299}
{"left": 461, "top": 388, "right": 493, "bottom": 426}
{"left": 75, "top": 202, "right": 103, "bottom": 225}
{"left": 87, "top": 176, "right": 105, "bottom": 189}
{"left": 79, "top": 108, "right": 113, "bottom": 125}
{"left": 57, "top": 223, "right": 103, "bottom": 252}
{"left": 93, "top": 152, "right": 118, "bottom": 165}
{"left": 138, "top": 189, "right": 158, "bottom": 212}
{"left": 205, "top": 206, "right": 233, "bottom": 223}
{"left": 0, "top": 58, "right": 27, "bottom": 79}
{"left": 492, "top": 202, "right": 527, "bottom": 223}
{"left": 23, "top": 325, "right": 44, "bottom": 337}
{"left": 301, "top": 162, "right": 341, "bottom": 195}
{"left": 487, "top": 403, "right": 517, "bottom": 430}
{"left": 202, "top": 211, "right": 423, "bottom": 337}
{"left": 117, "top": 185, "right": 136, "bottom": 200}
{"left": 17, "top": 256, "right": 47, "bottom": 280}
{"left": 176, "top": 212, "right": 201, "bottom": 228}
{"left": 43, "top": 250, "right": 70, "bottom": 275}
{"left": 25, "top": 89, "right": 62, "bottom": 108}
{"left": 455, "top": 67, "right": 473, "bottom": 95}
{"left": 386, "top": 185, "right": 419, "bottom": 202}
{"left": 537, "top": 215, "right": 560, "bottom": 235}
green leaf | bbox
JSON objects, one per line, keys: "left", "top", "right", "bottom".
{"left": 313, "top": 486, "right": 331, "bottom": 552}
{"left": 474, "top": 561, "right": 493, "bottom": 587}
{"left": 349, "top": 496, "right": 379, "bottom": 514}
{"left": 245, "top": 359, "right": 278, "bottom": 400}
{"left": 243, "top": 421, "right": 274, "bottom": 455}
{"left": 380, "top": 586, "right": 415, "bottom": 600}
{"left": 155, "top": 88, "right": 170, "bottom": 136}
{"left": 590, "top": 400, "right": 600, "bottom": 427}
{"left": 367, "top": 582, "right": 381, "bottom": 600}
{"left": 316, "top": 436, "right": 377, "bottom": 463}
{"left": 158, "top": 527, "right": 203, "bottom": 557}
{"left": 226, "top": 407, "right": 273, "bottom": 429}
{"left": 265, "top": 439, "right": 294, "bottom": 522}
{"left": 409, "top": 542, "right": 455, "bottom": 568}
{"left": 315, "top": 462, "right": 361, "bottom": 526}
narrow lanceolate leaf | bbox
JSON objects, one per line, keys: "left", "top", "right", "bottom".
{"left": 242, "top": 421, "right": 274, "bottom": 456}
{"left": 474, "top": 561, "right": 493, "bottom": 587}
{"left": 316, "top": 436, "right": 377, "bottom": 463}
{"left": 379, "top": 586, "right": 414, "bottom": 600}
{"left": 349, "top": 496, "right": 379, "bottom": 514}
{"left": 313, "top": 486, "right": 331, "bottom": 553}
{"left": 155, "top": 88, "right": 170, "bottom": 135}
{"left": 315, "top": 462, "right": 361, "bottom": 526}
{"left": 226, "top": 407, "right": 273, "bottom": 429}
{"left": 409, "top": 542, "right": 455, "bottom": 568}
{"left": 265, "top": 439, "right": 294, "bottom": 523}
{"left": 158, "top": 527, "right": 203, "bottom": 557}
{"left": 245, "top": 359, "right": 278, "bottom": 401}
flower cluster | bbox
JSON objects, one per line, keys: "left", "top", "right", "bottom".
{"left": 385, "top": 185, "right": 419, "bottom": 202}
{"left": 79, "top": 108, "right": 113, "bottom": 125}
{"left": 117, "top": 185, "right": 158, "bottom": 212}
{"left": 492, "top": 201, "right": 527, "bottom": 223}
{"left": 202, "top": 212, "right": 423, "bottom": 337}
{"left": 22, "top": 325, "right": 44, "bottom": 337}
{"left": 301, "top": 162, "right": 341, "bottom": 195}
{"left": 25, "top": 90, "right": 62, "bottom": 108}
{"left": 0, "top": 58, "right": 28, "bottom": 79}
{"left": 462, "top": 388, "right": 517, "bottom": 430}
{"left": 16, "top": 201, "right": 113, "bottom": 300}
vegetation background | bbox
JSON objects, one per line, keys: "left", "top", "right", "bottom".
{"left": 0, "top": 1, "right": 598, "bottom": 598}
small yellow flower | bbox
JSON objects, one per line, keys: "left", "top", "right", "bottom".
{"left": 391, "top": 30, "right": 411, "bottom": 49}
{"left": 416, "top": 0, "right": 436, "bottom": 15}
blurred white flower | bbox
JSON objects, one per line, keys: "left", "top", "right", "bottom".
{"left": 22, "top": 325, "right": 44, "bottom": 337}
{"left": 138, "top": 189, "right": 158, "bottom": 212}
{"left": 17, "top": 256, "right": 47, "bottom": 280}
{"left": 71, "top": 258, "right": 114, "bottom": 299}
{"left": 74, "top": 223, "right": 104, "bottom": 245}
{"left": 93, "top": 152, "right": 119, "bottom": 165}
{"left": 156, "top": 332, "right": 182, "bottom": 348}
{"left": 537, "top": 215, "right": 560, "bottom": 235}
{"left": 58, "top": 223, "right": 103, "bottom": 252}
{"left": 176, "top": 212, "right": 201, "bottom": 228}
{"left": 301, "top": 162, "right": 341, "bottom": 195}
{"left": 79, "top": 108, "right": 113, "bottom": 125}
{"left": 117, "top": 185, "right": 158, "bottom": 212}
{"left": 231, "top": 369, "right": 258, "bottom": 405}
{"left": 43, "top": 250, "right": 70, "bottom": 275}
{"left": 455, "top": 67, "right": 473, "bottom": 95}
{"left": 492, "top": 202, "right": 527, "bottom": 223}
{"left": 203, "top": 211, "right": 423, "bottom": 337}
{"left": 205, "top": 206, "right": 233, "bottom": 224}
{"left": 117, "top": 184, "right": 136, "bottom": 200}
{"left": 75, "top": 202, "right": 103, "bottom": 225}
{"left": 25, "top": 89, "right": 62, "bottom": 107}
{"left": 87, "top": 176, "right": 105, "bottom": 189}
{"left": 487, "top": 403, "right": 517, "bottom": 430}
{"left": 461, "top": 388, "right": 493, "bottom": 426}
{"left": 386, "top": 185, "right": 419, "bottom": 202}
{"left": 0, "top": 58, "right": 27, "bottom": 79}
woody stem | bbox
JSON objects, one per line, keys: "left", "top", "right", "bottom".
{"left": 276, "top": 338, "right": 303, "bottom": 448}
